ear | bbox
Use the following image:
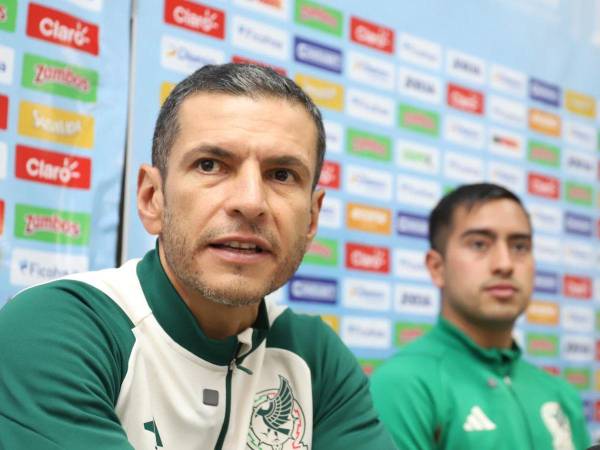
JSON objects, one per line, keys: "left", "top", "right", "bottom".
{"left": 306, "top": 189, "right": 325, "bottom": 242}
{"left": 425, "top": 249, "right": 445, "bottom": 289}
{"left": 137, "top": 164, "right": 164, "bottom": 236}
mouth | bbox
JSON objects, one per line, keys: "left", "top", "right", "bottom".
{"left": 484, "top": 283, "right": 518, "bottom": 299}
{"left": 209, "top": 240, "right": 265, "bottom": 254}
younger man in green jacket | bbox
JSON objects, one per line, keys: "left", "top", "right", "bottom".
{"left": 371, "top": 183, "right": 590, "bottom": 450}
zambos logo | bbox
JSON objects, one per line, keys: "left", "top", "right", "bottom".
{"left": 294, "top": 0, "right": 342, "bottom": 37}
{"left": 526, "top": 333, "right": 558, "bottom": 357}
{"left": 295, "top": 73, "right": 343, "bottom": 111}
{"left": 395, "top": 322, "right": 432, "bottom": 347}
{"left": 303, "top": 237, "right": 338, "bottom": 266}
{"left": 398, "top": 103, "right": 439, "bottom": 137}
{"left": 346, "top": 128, "right": 391, "bottom": 162}
{"left": 18, "top": 101, "right": 94, "bottom": 148}
{"left": 14, "top": 203, "right": 90, "bottom": 245}
{"left": 21, "top": 53, "right": 98, "bottom": 102}
{"left": 564, "top": 367, "right": 591, "bottom": 391}
{"left": 0, "top": 0, "right": 17, "bottom": 32}
{"left": 565, "top": 181, "right": 593, "bottom": 207}
{"left": 565, "top": 90, "right": 596, "bottom": 118}
{"left": 527, "top": 140, "right": 559, "bottom": 168}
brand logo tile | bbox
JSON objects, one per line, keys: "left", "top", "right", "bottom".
{"left": 489, "top": 127, "right": 524, "bottom": 159}
{"left": 396, "top": 211, "right": 428, "bottom": 239}
{"left": 446, "top": 83, "right": 484, "bottom": 115}
{"left": 489, "top": 63, "right": 526, "bottom": 98}
{"left": 565, "top": 89, "right": 595, "bottom": 118}
{"left": 526, "top": 333, "right": 559, "bottom": 357}
{"left": 164, "top": 0, "right": 225, "bottom": 39}
{"left": 563, "top": 240, "right": 595, "bottom": 269}
{"left": 564, "top": 120, "right": 596, "bottom": 151}
{"left": 294, "top": 36, "right": 342, "bottom": 73}
{"left": 444, "top": 115, "right": 485, "bottom": 149}
{"left": 294, "top": 0, "right": 342, "bottom": 36}
{"left": 350, "top": 16, "right": 394, "bottom": 54}
{"left": 323, "top": 120, "right": 342, "bottom": 153}
{"left": 397, "top": 67, "right": 441, "bottom": 104}
{"left": 342, "top": 316, "right": 391, "bottom": 349}
{"left": 303, "top": 237, "right": 337, "bottom": 266}
{"left": 233, "top": 0, "right": 288, "bottom": 19}
{"left": 318, "top": 196, "right": 341, "bottom": 229}
{"left": 10, "top": 247, "right": 89, "bottom": 285}
{"left": 528, "top": 203, "right": 562, "bottom": 234}
{"left": 533, "top": 235, "right": 561, "bottom": 264}
{"left": 346, "top": 164, "right": 392, "bottom": 201}
{"left": 0, "top": 198, "right": 4, "bottom": 235}
{"left": 563, "top": 275, "right": 592, "bottom": 299}
{"left": 347, "top": 88, "right": 394, "bottom": 126}
{"left": 14, "top": 203, "right": 90, "bottom": 245}
{"left": 347, "top": 128, "right": 391, "bottom": 162}
{"left": 488, "top": 95, "right": 526, "bottom": 129}
{"left": 317, "top": 160, "right": 340, "bottom": 189}
{"left": 565, "top": 181, "right": 593, "bottom": 207}
{"left": 395, "top": 139, "right": 439, "bottom": 174}
{"left": 529, "top": 108, "right": 561, "bottom": 137}
{"left": 529, "top": 78, "right": 560, "bottom": 107}
{"left": 534, "top": 270, "right": 559, "bottom": 295}
{"left": 346, "top": 243, "right": 390, "bottom": 274}
{"left": 395, "top": 322, "right": 433, "bottom": 347}
{"left": 562, "top": 335, "right": 594, "bottom": 362}
{"left": 561, "top": 305, "right": 594, "bottom": 332}
{"left": 526, "top": 300, "right": 559, "bottom": 326}
{"left": 394, "top": 284, "right": 439, "bottom": 315}
{"left": 527, "top": 172, "right": 560, "bottom": 199}
{"left": 348, "top": 51, "right": 395, "bottom": 91}
{"left": 0, "top": 141, "right": 6, "bottom": 179}
{"left": 396, "top": 175, "right": 441, "bottom": 209}
{"left": 398, "top": 33, "right": 441, "bottom": 70}
{"left": 0, "top": 0, "right": 17, "bottom": 32}
{"left": 161, "top": 35, "right": 225, "bottom": 75}
{"left": 527, "top": 139, "right": 559, "bottom": 167}
{"left": 398, "top": 103, "right": 439, "bottom": 137}
{"left": 446, "top": 49, "right": 485, "bottom": 84}
{"left": 487, "top": 161, "right": 524, "bottom": 193}
{"left": 565, "top": 211, "right": 593, "bottom": 237}
{"left": 564, "top": 367, "right": 590, "bottom": 390}
{"left": 0, "top": 44, "right": 14, "bottom": 85}
{"left": 394, "top": 248, "right": 428, "bottom": 280}
{"left": 0, "top": 94, "right": 7, "bottom": 129}
{"left": 343, "top": 278, "right": 391, "bottom": 311}
{"left": 346, "top": 202, "right": 392, "bottom": 235}
{"left": 288, "top": 275, "right": 337, "bottom": 304}
{"left": 295, "top": 73, "right": 343, "bottom": 111}
{"left": 443, "top": 151, "right": 483, "bottom": 183}
{"left": 564, "top": 148, "right": 595, "bottom": 180}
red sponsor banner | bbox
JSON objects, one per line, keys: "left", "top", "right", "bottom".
{"left": 596, "top": 340, "right": 600, "bottom": 361}
{"left": 15, "top": 144, "right": 91, "bottom": 189}
{"left": 0, "top": 94, "right": 7, "bottom": 130}
{"left": 563, "top": 275, "right": 592, "bottom": 299}
{"left": 447, "top": 83, "right": 484, "bottom": 115}
{"left": 350, "top": 16, "right": 394, "bottom": 54}
{"left": 345, "top": 242, "right": 389, "bottom": 273}
{"left": 0, "top": 199, "right": 4, "bottom": 236}
{"left": 542, "top": 366, "right": 560, "bottom": 376}
{"left": 164, "top": 0, "right": 225, "bottom": 39}
{"left": 26, "top": 3, "right": 99, "bottom": 55}
{"left": 232, "top": 55, "right": 286, "bottom": 76}
{"left": 318, "top": 160, "right": 340, "bottom": 189}
{"left": 596, "top": 401, "right": 600, "bottom": 422}
{"left": 527, "top": 172, "right": 560, "bottom": 199}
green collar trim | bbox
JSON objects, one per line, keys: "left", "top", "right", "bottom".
{"left": 436, "top": 317, "right": 521, "bottom": 372}
{"left": 136, "top": 244, "right": 269, "bottom": 366}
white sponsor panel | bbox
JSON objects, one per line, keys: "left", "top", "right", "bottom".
{"left": 488, "top": 126, "right": 525, "bottom": 159}
{"left": 395, "top": 139, "right": 440, "bottom": 174}
{"left": 323, "top": 120, "right": 343, "bottom": 154}
{"left": 533, "top": 235, "right": 561, "bottom": 264}
{"left": 346, "top": 88, "right": 394, "bottom": 127}
{"left": 0, "top": 44, "right": 14, "bottom": 85}
{"left": 396, "top": 175, "right": 441, "bottom": 209}
{"left": 564, "top": 121, "right": 596, "bottom": 152}
{"left": 487, "top": 161, "right": 525, "bottom": 193}
{"left": 161, "top": 35, "right": 226, "bottom": 74}
{"left": 561, "top": 334, "right": 594, "bottom": 362}
{"left": 561, "top": 305, "right": 594, "bottom": 332}
{"left": 319, "top": 196, "right": 342, "bottom": 229}
{"left": 348, "top": 51, "right": 395, "bottom": 91}
{"left": 595, "top": 277, "right": 600, "bottom": 305}
{"left": 489, "top": 63, "right": 526, "bottom": 98}
{"left": 0, "top": 141, "right": 6, "bottom": 180}
{"left": 232, "top": 16, "right": 289, "bottom": 60}
{"left": 527, "top": 203, "right": 562, "bottom": 234}
{"left": 489, "top": 95, "right": 526, "bottom": 129}
{"left": 346, "top": 165, "right": 393, "bottom": 201}
{"left": 10, "top": 248, "right": 89, "bottom": 286}
{"left": 398, "top": 33, "right": 441, "bottom": 70}
{"left": 66, "top": 0, "right": 103, "bottom": 11}
{"left": 394, "top": 248, "right": 429, "bottom": 280}
{"left": 443, "top": 151, "right": 484, "bottom": 183}
{"left": 394, "top": 284, "right": 439, "bottom": 315}
{"left": 341, "top": 316, "right": 391, "bottom": 349}
{"left": 563, "top": 240, "right": 595, "bottom": 268}
{"left": 397, "top": 67, "right": 441, "bottom": 104}
{"left": 444, "top": 115, "right": 486, "bottom": 149}
{"left": 343, "top": 278, "right": 391, "bottom": 311}
{"left": 446, "top": 49, "right": 486, "bottom": 85}
{"left": 564, "top": 148, "right": 596, "bottom": 179}
{"left": 233, "top": 0, "right": 289, "bottom": 19}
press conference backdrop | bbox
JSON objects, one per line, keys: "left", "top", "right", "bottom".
{"left": 2, "top": 0, "right": 600, "bottom": 439}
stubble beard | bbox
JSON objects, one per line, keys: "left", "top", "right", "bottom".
{"left": 161, "top": 207, "right": 308, "bottom": 307}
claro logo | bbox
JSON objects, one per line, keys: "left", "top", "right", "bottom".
{"left": 26, "top": 3, "right": 99, "bottom": 55}
{"left": 563, "top": 275, "right": 592, "bottom": 299}
{"left": 345, "top": 243, "right": 390, "bottom": 274}
{"left": 15, "top": 144, "right": 91, "bottom": 189}
{"left": 350, "top": 16, "right": 394, "bottom": 54}
{"left": 164, "top": 0, "right": 225, "bottom": 39}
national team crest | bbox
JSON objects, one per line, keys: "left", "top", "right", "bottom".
{"left": 247, "top": 375, "right": 308, "bottom": 450}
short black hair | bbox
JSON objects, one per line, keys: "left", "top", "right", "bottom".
{"left": 428, "top": 183, "right": 528, "bottom": 253}
{"left": 152, "top": 63, "right": 326, "bottom": 189}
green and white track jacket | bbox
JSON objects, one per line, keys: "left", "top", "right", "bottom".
{"left": 0, "top": 249, "right": 396, "bottom": 450}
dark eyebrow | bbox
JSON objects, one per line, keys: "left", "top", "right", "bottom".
{"left": 186, "top": 145, "right": 234, "bottom": 160}
{"left": 460, "top": 228, "right": 532, "bottom": 241}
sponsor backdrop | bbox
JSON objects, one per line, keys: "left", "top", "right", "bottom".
{"left": 0, "top": 0, "right": 130, "bottom": 302}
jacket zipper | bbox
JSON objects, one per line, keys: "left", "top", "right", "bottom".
{"left": 214, "top": 346, "right": 239, "bottom": 450}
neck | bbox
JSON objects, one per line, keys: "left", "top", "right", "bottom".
{"left": 158, "top": 246, "right": 260, "bottom": 340}
{"left": 442, "top": 309, "right": 514, "bottom": 349}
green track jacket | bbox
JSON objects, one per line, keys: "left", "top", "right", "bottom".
{"left": 370, "top": 318, "right": 590, "bottom": 450}
{"left": 0, "top": 248, "right": 396, "bottom": 450}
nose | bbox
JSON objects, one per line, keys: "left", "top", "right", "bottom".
{"left": 490, "top": 242, "right": 514, "bottom": 277}
{"left": 225, "top": 163, "right": 267, "bottom": 221}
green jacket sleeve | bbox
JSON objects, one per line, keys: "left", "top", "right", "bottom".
{"left": 0, "top": 280, "right": 135, "bottom": 450}
{"left": 370, "top": 355, "right": 442, "bottom": 450}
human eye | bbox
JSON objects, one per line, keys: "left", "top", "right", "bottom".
{"left": 195, "top": 158, "right": 222, "bottom": 173}
{"left": 468, "top": 238, "right": 489, "bottom": 252}
{"left": 511, "top": 240, "right": 531, "bottom": 255}
{"left": 270, "top": 168, "right": 297, "bottom": 184}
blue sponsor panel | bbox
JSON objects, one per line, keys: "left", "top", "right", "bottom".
{"left": 289, "top": 275, "right": 338, "bottom": 305}
{"left": 534, "top": 270, "right": 560, "bottom": 295}
{"left": 396, "top": 211, "right": 428, "bottom": 239}
{"left": 529, "top": 78, "right": 561, "bottom": 107}
{"left": 294, "top": 36, "right": 343, "bottom": 73}
{"left": 564, "top": 211, "right": 593, "bottom": 237}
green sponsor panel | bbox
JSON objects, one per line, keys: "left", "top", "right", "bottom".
{"left": 358, "top": 358, "right": 384, "bottom": 376}
{"left": 527, "top": 140, "right": 560, "bottom": 167}
{"left": 303, "top": 237, "right": 337, "bottom": 266}
{"left": 564, "top": 181, "right": 593, "bottom": 207}
{"left": 0, "top": 0, "right": 17, "bottom": 32}
{"left": 294, "top": 0, "right": 343, "bottom": 36}
{"left": 14, "top": 203, "right": 91, "bottom": 246}
{"left": 395, "top": 322, "right": 433, "bottom": 347}
{"left": 596, "top": 311, "right": 600, "bottom": 332}
{"left": 346, "top": 128, "right": 391, "bottom": 162}
{"left": 398, "top": 104, "right": 440, "bottom": 137}
{"left": 563, "top": 367, "right": 591, "bottom": 391}
{"left": 21, "top": 53, "right": 98, "bottom": 102}
{"left": 526, "top": 333, "right": 558, "bottom": 357}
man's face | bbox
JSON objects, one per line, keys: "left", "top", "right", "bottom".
{"left": 427, "top": 199, "right": 534, "bottom": 330}
{"left": 149, "top": 93, "right": 323, "bottom": 307}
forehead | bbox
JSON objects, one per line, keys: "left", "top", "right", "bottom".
{"left": 449, "top": 199, "right": 531, "bottom": 236}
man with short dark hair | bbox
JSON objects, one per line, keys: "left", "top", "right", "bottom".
{"left": 371, "top": 183, "right": 590, "bottom": 450}
{"left": 0, "top": 64, "right": 395, "bottom": 450}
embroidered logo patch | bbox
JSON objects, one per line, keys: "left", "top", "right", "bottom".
{"left": 541, "top": 402, "right": 575, "bottom": 450}
{"left": 247, "top": 375, "right": 308, "bottom": 449}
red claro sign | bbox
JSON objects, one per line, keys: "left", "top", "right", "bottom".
{"left": 447, "top": 83, "right": 484, "bottom": 115}
{"left": 26, "top": 3, "right": 99, "bottom": 55}
{"left": 318, "top": 161, "right": 340, "bottom": 189}
{"left": 350, "top": 16, "right": 394, "bottom": 54}
{"left": 164, "top": 0, "right": 225, "bottom": 39}
{"left": 345, "top": 243, "right": 390, "bottom": 273}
